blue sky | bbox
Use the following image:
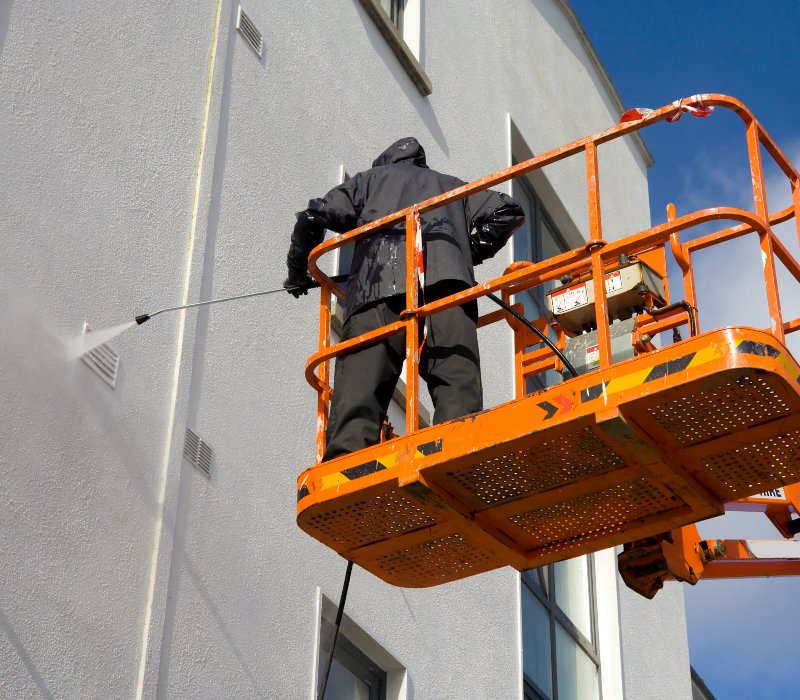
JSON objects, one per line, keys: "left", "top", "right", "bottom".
{"left": 569, "top": 2, "right": 800, "bottom": 698}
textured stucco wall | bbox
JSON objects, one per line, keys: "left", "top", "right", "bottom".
{"left": 0, "top": 1, "right": 675, "bottom": 698}
{"left": 618, "top": 581, "right": 694, "bottom": 700}
{"left": 0, "top": 0, "right": 219, "bottom": 696}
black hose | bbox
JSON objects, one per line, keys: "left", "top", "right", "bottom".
{"left": 317, "top": 560, "right": 354, "bottom": 700}
{"left": 642, "top": 300, "right": 697, "bottom": 337}
{"left": 486, "top": 293, "right": 579, "bottom": 378}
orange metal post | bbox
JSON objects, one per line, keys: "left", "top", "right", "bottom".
{"left": 786, "top": 482, "right": 800, "bottom": 519}
{"left": 586, "top": 142, "right": 611, "bottom": 367}
{"left": 404, "top": 210, "right": 420, "bottom": 434}
{"left": 667, "top": 202, "right": 699, "bottom": 331}
{"left": 794, "top": 178, "right": 800, "bottom": 247}
{"left": 746, "top": 120, "right": 784, "bottom": 341}
{"left": 315, "top": 285, "right": 332, "bottom": 462}
{"left": 505, "top": 293, "right": 526, "bottom": 399}
{"left": 514, "top": 326, "right": 525, "bottom": 398}
{"left": 585, "top": 141, "right": 603, "bottom": 245}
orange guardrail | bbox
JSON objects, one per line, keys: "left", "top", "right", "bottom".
{"left": 303, "top": 94, "right": 800, "bottom": 463}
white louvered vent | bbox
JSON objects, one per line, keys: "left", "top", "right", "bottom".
{"left": 236, "top": 7, "right": 263, "bottom": 57}
{"left": 80, "top": 325, "right": 120, "bottom": 388}
{"left": 184, "top": 428, "right": 213, "bottom": 478}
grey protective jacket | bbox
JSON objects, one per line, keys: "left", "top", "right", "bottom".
{"left": 288, "top": 137, "right": 524, "bottom": 318}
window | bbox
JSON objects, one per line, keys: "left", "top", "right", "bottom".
{"left": 512, "top": 174, "right": 570, "bottom": 391}
{"left": 334, "top": 168, "right": 354, "bottom": 277}
{"left": 337, "top": 238, "right": 355, "bottom": 277}
{"left": 358, "top": 0, "right": 431, "bottom": 96}
{"left": 378, "top": 0, "right": 404, "bottom": 33}
{"left": 522, "top": 558, "right": 601, "bottom": 700}
{"left": 318, "top": 618, "right": 387, "bottom": 700}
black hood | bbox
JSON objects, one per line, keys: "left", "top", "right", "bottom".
{"left": 371, "top": 137, "right": 428, "bottom": 168}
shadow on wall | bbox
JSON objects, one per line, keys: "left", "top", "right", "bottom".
{"left": 0, "top": 608, "right": 55, "bottom": 700}
{"left": 75, "top": 382, "right": 269, "bottom": 697}
{"left": 351, "top": 0, "right": 449, "bottom": 157}
{"left": 182, "top": 0, "right": 239, "bottom": 434}
{"left": 0, "top": 0, "right": 12, "bottom": 60}
{"left": 157, "top": 3, "right": 270, "bottom": 696}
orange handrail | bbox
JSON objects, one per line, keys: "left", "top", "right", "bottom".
{"left": 304, "top": 94, "right": 800, "bottom": 462}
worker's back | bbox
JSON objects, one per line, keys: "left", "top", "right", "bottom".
{"left": 310, "top": 136, "right": 517, "bottom": 317}
{"left": 350, "top": 139, "right": 472, "bottom": 315}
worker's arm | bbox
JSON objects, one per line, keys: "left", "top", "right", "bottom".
{"left": 285, "top": 176, "right": 364, "bottom": 295}
{"left": 466, "top": 190, "right": 525, "bottom": 265}
{"left": 287, "top": 177, "right": 364, "bottom": 272}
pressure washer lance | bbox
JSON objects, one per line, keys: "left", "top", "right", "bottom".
{"left": 130, "top": 276, "right": 579, "bottom": 379}
{"left": 133, "top": 274, "right": 349, "bottom": 325}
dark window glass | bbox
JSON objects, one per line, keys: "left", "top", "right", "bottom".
{"left": 334, "top": 171, "right": 354, "bottom": 276}
{"left": 378, "top": 0, "right": 405, "bottom": 32}
{"left": 511, "top": 173, "right": 570, "bottom": 392}
{"left": 318, "top": 619, "right": 387, "bottom": 700}
{"left": 521, "top": 560, "right": 600, "bottom": 700}
{"left": 337, "top": 239, "right": 354, "bottom": 276}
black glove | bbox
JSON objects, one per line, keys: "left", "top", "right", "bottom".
{"left": 469, "top": 226, "right": 497, "bottom": 266}
{"left": 284, "top": 264, "right": 314, "bottom": 298}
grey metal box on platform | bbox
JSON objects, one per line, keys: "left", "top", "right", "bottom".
{"left": 546, "top": 261, "right": 666, "bottom": 333}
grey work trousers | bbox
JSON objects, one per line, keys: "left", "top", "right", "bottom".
{"left": 323, "top": 284, "right": 482, "bottom": 461}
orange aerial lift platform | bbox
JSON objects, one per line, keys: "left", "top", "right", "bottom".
{"left": 296, "top": 94, "right": 800, "bottom": 594}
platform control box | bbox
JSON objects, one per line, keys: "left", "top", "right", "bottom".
{"left": 545, "top": 261, "right": 665, "bottom": 333}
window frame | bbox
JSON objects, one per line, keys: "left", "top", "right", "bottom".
{"left": 512, "top": 166, "right": 571, "bottom": 285}
{"left": 379, "top": 0, "right": 405, "bottom": 33}
{"left": 513, "top": 175, "right": 601, "bottom": 700}
{"left": 521, "top": 559, "right": 602, "bottom": 700}
{"left": 334, "top": 167, "right": 354, "bottom": 278}
{"left": 511, "top": 172, "right": 571, "bottom": 392}
{"left": 318, "top": 617, "right": 388, "bottom": 700}
{"left": 357, "top": 0, "right": 432, "bottom": 96}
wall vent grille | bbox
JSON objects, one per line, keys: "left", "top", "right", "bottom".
{"left": 184, "top": 428, "right": 213, "bottom": 478}
{"left": 236, "top": 7, "right": 263, "bottom": 57}
{"left": 80, "top": 325, "right": 120, "bottom": 388}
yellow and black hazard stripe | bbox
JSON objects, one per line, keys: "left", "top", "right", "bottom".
{"left": 735, "top": 339, "right": 779, "bottom": 359}
{"left": 579, "top": 338, "right": 798, "bottom": 406}
{"left": 736, "top": 340, "right": 800, "bottom": 384}
{"left": 734, "top": 339, "right": 800, "bottom": 382}
{"left": 299, "top": 338, "right": 798, "bottom": 501}
{"left": 580, "top": 350, "right": 698, "bottom": 403}
{"left": 297, "top": 438, "right": 444, "bottom": 501}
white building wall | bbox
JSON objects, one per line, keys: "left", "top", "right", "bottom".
{"left": 618, "top": 583, "right": 694, "bottom": 700}
{"left": 0, "top": 1, "right": 686, "bottom": 698}
{"left": 1, "top": 0, "right": 222, "bottom": 697}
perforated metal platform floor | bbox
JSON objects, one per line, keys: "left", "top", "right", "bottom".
{"left": 296, "top": 327, "right": 800, "bottom": 587}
